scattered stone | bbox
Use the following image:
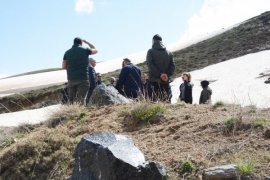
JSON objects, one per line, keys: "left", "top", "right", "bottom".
{"left": 264, "top": 128, "right": 270, "bottom": 139}
{"left": 71, "top": 132, "right": 167, "bottom": 180}
{"left": 203, "top": 164, "right": 237, "bottom": 180}
{"left": 89, "top": 84, "right": 132, "bottom": 106}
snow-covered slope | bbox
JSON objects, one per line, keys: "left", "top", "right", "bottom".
{"left": 171, "top": 50, "right": 270, "bottom": 108}
{"left": 0, "top": 105, "right": 61, "bottom": 127}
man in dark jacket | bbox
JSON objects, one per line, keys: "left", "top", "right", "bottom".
{"left": 146, "top": 34, "right": 175, "bottom": 102}
{"left": 62, "top": 37, "right": 98, "bottom": 104}
{"left": 86, "top": 58, "right": 97, "bottom": 104}
{"left": 199, "top": 80, "right": 212, "bottom": 104}
{"left": 116, "top": 58, "right": 142, "bottom": 99}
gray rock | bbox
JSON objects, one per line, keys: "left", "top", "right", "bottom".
{"left": 89, "top": 84, "right": 132, "bottom": 106}
{"left": 71, "top": 132, "right": 167, "bottom": 180}
{"left": 203, "top": 164, "right": 237, "bottom": 180}
{"left": 264, "top": 176, "right": 270, "bottom": 180}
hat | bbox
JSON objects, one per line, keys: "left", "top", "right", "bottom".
{"left": 153, "top": 34, "right": 162, "bottom": 41}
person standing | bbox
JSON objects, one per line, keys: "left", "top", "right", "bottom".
{"left": 62, "top": 37, "right": 98, "bottom": 104}
{"left": 86, "top": 58, "right": 97, "bottom": 104}
{"left": 146, "top": 34, "right": 175, "bottom": 102}
{"left": 199, "top": 80, "right": 212, "bottom": 104}
{"left": 116, "top": 58, "right": 142, "bottom": 99}
{"left": 179, "top": 73, "right": 193, "bottom": 104}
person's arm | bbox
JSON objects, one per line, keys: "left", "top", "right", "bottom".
{"left": 62, "top": 60, "right": 67, "bottom": 69}
{"left": 117, "top": 67, "right": 128, "bottom": 88}
{"left": 83, "top": 40, "right": 98, "bottom": 54}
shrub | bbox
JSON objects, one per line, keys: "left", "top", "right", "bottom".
{"left": 131, "top": 103, "right": 166, "bottom": 121}
{"left": 224, "top": 117, "right": 235, "bottom": 130}
{"left": 180, "top": 161, "right": 194, "bottom": 173}
{"left": 237, "top": 161, "right": 254, "bottom": 175}
{"left": 213, "top": 101, "right": 224, "bottom": 108}
{"left": 253, "top": 118, "right": 268, "bottom": 128}
{"left": 0, "top": 137, "right": 15, "bottom": 149}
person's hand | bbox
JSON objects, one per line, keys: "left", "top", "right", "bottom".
{"left": 160, "top": 73, "right": 168, "bottom": 82}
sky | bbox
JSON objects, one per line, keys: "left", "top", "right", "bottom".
{"left": 0, "top": 0, "right": 269, "bottom": 77}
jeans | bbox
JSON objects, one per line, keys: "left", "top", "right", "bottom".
{"left": 68, "top": 80, "right": 90, "bottom": 105}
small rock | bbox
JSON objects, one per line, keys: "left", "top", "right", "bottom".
{"left": 71, "top": 132, "right": 167, "bottom": 180}
{"left": 264, "top": 176, "right": 270, "bottom": 180}
{"left": 203, "top": 164, "right": 237, "bottom": 180}
{"left": 264, "top": 128, "right": 270, "bottom": 139}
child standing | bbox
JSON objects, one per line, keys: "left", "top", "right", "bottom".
{"left": 179, "top": 73, "right": 193, "bottom": 104}
{"left": 199, "top": 80, "right": 212, "bottom": 104}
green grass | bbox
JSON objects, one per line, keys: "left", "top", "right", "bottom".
{"left": 237, "top": 161, "right": 255, "bottom": 175}
{"left": 213, "top": 101, "right": 225, "bottom": 108}
{"left": 131, "top": 103, "right": 166, "bottom": 121}
{"left": 180, "top": 161, "right": 194, "bottom": 173}
{"left": 253, "top": 118, "right": 268, "bottom": 128}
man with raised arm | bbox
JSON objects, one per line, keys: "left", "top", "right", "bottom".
{"left": 62, "top": 37, "right": 98, "bottom": 104}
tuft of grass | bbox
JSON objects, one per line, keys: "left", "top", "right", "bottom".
{"left": 0, "top": 137, "right": 15, "bottom": 149}
{"left": 213, "top": 101, "right": 225, "bottom": 108}
{"left": 131, "top": 103, "right": 166, "bottom": 121}
{"left": 46, "top": 104, "right": 88, "bottom": 128}
{"left": 237, "top": 161, "right": 255, "bottom": 176}
{"left": 224, "top": 117, "right": 235, "bottom": 130}
{"left": 180, "top": 161, "right": 194, "bottom": 173}
{"left": 253, "top": 118, "right": 268, "bottom": 128}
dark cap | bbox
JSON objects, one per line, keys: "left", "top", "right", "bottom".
{"left": 153, "top": 34, "right": 162, "bottom": 41}
{"left": 201, "top": 80, "right": 209, "bottom": 87}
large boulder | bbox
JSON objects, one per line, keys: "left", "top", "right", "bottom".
{"left": 203, "top": 164, "right": 237, "bottom": 180}
{"left": 89, "top": 84, "right": 132, "bottom": 106}
{"left": 71, "top": 132, "right": 167, "bottom": 180}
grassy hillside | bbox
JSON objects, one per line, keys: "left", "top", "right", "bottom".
{"left": 2, "top": 68, "right": 62, "bottom": 79}
{"left": 0, "top": 103, "right": 269, "bottom": 179}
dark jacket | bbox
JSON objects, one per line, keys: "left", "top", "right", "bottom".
{"left": 88, "top": 65, "right": 97, "bottom": 91}
{"left": 199, "top": 87, "right": 212, "bottom": 104}
{"left": 116, "top": 63, "right": 142, "bottom": 98}
{"left": 146, "top": 41, "right": 175, "bottom": 83}
{"left": 179, "top": 81, "right": 193, "bottom": 104}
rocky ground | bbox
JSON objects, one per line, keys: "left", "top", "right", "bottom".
{"left": 0, "top": 102, "right": 269, "bottom": 179}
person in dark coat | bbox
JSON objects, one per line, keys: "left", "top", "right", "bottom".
{"left": 146, "top": 34, "right": 175, "bottom": 102}
{"left": 141, "top": 73, "right": 150, "bottom": 99}
{"left": 116, "top": 58, "right": 142, "bottom": 99}
{"left": 61, "top": 83, "right": 69, "bottom": 104}
{"left": 179, "top": 72, "right": 193, "bottom": 104}
{"left": 199, "top": 80, "right": 212, "bottom": 104}
{"left": 86, "top": 58, "right": 97, "bottom": 104}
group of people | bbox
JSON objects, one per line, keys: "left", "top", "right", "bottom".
{"left": 62, "top": 35, "right": 212, "bottom": 105}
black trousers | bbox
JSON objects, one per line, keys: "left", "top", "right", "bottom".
{"left": 148, "top": 82, "right": 172, "bottom": 102}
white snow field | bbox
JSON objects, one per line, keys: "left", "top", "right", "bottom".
{"left": 171, "top": 50, "right": 270, "bottom": 108}
{"left": 0, "top": 105, "right": 61, "bottom": 127}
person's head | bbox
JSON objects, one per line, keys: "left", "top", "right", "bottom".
{"left": 89, "top": 58, "right": 96, "bottom": 67}
{"left": 96, "top": 73, "right": 102, "bottom": 81}
{"left": 141, "top": 73, "right": 148, "bottom": 82}
{"left": 73, "top": 37, "right": 82, "bottom": 46}
{"left": 152, "top": 34, "right": 162, "bottom": 45}
{"left": 182, "top": 72, "right": 191, "bottom": 82}
{"left": 110, "top": 77, "right": 116, "bottom": 84}
{"left": 201, "top": 80, "right": 209, "bottom": 88}
{"left": 122, "top": 58, "right": 131, "bottom": 67}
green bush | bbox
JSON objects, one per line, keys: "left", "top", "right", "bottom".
{"left": 237, "top": 161, "right": 254, "bottom": 175}
{"left": 224, "top": 117, "right": 235, "bottom": 129}
{"left": 213, "top": 101, "right": 224, "bottom": 108}
{"left": 131, "top": 104, "right": 166, "bottom": 121}
{"left": 253, "top": 118, "right": 268, "bottom": 128}
{"left": 180, "top": 161, "right": 194, "bottom": 173}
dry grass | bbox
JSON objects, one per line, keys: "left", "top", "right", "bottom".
{"left": 0, "top": 103, "right": 270, "bottom": 179}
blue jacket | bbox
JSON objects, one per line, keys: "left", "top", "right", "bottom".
{"left": 117, "top": 63, "right": 142, "bottom": 98}
{"left": 88, "top": 65, "right": 97, "bottom": 90}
